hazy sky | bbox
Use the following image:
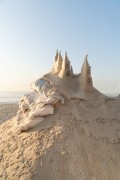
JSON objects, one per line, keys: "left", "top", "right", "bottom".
{"left": 0, "top": 0, "right": 120, "bottom": 94}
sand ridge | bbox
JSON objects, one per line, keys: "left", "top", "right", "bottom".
{"left": 0, "top": 97, "right": 120, "bottom": 180}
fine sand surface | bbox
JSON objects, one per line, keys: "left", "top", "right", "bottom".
{"left": 0, "top": 103, "right": 18, "bottom": 124}
{"left": 0, "top": 97, "right": 120, "bottom": 180}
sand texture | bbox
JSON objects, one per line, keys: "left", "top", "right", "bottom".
{"left": 0, "top": 103, "right": 18, "bottom": 125}
{"left": 0, "top": 97, "right": 120, "bottom": 180}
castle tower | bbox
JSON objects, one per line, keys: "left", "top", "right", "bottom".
{"left": 58, "top": 52, "right": 71, "bottom": 78}
{"left": 55, "top": 49, "right": 58, "bottom": 61}
{"left": 53, "top": 51, "right": 63, "bottom": 74}
{"left": 80, "top": 55, "right": 93, "bottom": 90}
{"left": 51, "top": 50, "right": 58, "bottom": 73}
{"left": 70, "top": 65, "right": 74, "bottom": 77}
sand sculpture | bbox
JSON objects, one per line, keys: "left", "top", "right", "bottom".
{"left": 16, "top": 51, "right": 104, "bottom": 131}
{"left": 1, "top": 51, "right": 120, "bottom": 180}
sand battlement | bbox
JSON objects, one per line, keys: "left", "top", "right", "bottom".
{"left": 51, "top": 51, "right": 93, "bottom": 89}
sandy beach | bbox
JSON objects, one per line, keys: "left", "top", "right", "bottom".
{"left": 0, "top": 103, "right": 18, "bottom": 125}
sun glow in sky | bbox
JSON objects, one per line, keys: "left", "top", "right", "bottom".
{"left": 0, "top": 0, "right": 120, "bottom": 94}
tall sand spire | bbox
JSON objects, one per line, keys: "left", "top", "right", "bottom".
{"left": 55, "top": 49, "right": 58, "bottom": 61}
{"left": 80, "top": 55, "right": 93, "bottom": 90}
{"left": 58, "top": 52, "right": 71, "bottom": 78}
{"left": 51, "top": 49, "right": 58, "bottom": 74}
{"left": 53, "top": 51, "right": 63, "bottom": 74}
{"left": 70, "top": 65, "right": 74, "bottom": 76}
{"left": 51, "top": 50, "right": 59, "bottom": 73}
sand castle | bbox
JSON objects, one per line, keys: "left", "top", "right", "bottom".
{"left": 44, "top": 51, "right": 103, "bottom": 98}
{"left": 16, "top": 51, "right": 104, "bottom": 131}
{"left": 51, "top": 51, "right": 93, "bottom": 89}
{"left": 1, "top": 51, "right": 120, "bottom": 180}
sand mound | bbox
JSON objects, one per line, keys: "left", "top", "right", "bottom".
{"left": 0, "top": 97, "right": 120, "bottom": 180}
{"left": 0, "top": 53, "right": 120, "bottom": 180}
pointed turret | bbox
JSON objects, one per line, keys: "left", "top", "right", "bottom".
{"left": 70, "top": 65, "right": 74, "bottom": 76}
{"left": 62, "top": 52, "right": 70, "bottom": 68}
{"left": 80, "top": 55, "right": 93, "bottom": 90}
{"left": 55, "top": 49, "right": 58, "bottom": 61}
{"left": 53, "top": 51, "right": 63, "bottom": 74}
{"left": 57, "top": 51, "right": 63, "bottom": 65}
{"left": 58, "top": 52, "right": 71, "bottom": 78}
{"left": 81, "top": 55, "right": 90, "bottom": 71}
{"left": 51, "top": 50, "right": 59, "bottom": 73}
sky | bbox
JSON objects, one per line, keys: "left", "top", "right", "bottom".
{"left": 0, "top": 0, "right": 120, "bottom": 94}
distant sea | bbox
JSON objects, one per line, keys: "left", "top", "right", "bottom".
{"left": 0, "top": 91, "right": 27, "bottom": 104}
{"left": 0, "top": 91, "right": 119, "bottom": 104}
